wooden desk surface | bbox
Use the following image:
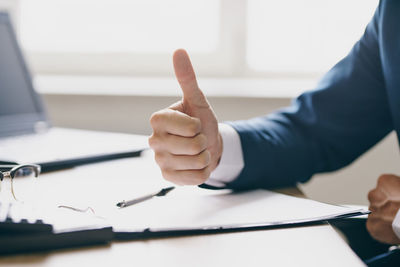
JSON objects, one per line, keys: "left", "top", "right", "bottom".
{"left": 0, "top": 149, "right": 365, "bottom": 267}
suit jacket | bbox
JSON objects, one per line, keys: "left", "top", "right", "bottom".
{"left": 226, "top": 0, "right": 400, "bottom": 190}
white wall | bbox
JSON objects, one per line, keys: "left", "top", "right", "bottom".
{"left": 42, "top": 93, "right": 400, "bottom": 206}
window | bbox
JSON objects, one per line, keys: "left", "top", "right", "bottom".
{"left": 247, "top": 0, "right": 378, "bottom": 76}
{"left": 20, "top": 0, "right": 219, "bottom": 53}
{"left": 15, "top": 0, "right": 378, "bottom": 79}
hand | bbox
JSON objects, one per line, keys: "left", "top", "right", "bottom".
{"left": 367, "top": 174, "right": 400, "bottom": 244}
{"left": 148, "top": 49, "right": 222, "bottom": 185}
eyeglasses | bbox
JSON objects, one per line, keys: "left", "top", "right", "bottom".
{"left": 0, "top": 164, "right": 41, "bottom": 202}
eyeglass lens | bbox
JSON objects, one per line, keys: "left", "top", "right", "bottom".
{"left": 0, "top": 166, "right": 39, "bottom": 202}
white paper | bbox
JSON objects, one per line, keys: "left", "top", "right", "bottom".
{"left": 92, "top": 187, "right": 367, "bottom": 232}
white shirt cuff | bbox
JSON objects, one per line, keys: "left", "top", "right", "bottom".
{"left": 205, "top": 123, "right": 244, "bottom": 187}
{"left": 392, "top": 208, "right": 400, "bottom": 240}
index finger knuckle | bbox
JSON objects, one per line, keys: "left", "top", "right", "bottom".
{"left": 377, "top": 174, "right": 393, "bottom": 186}
{"left": 150, "top": 110, "right": 166, "bottom": 128}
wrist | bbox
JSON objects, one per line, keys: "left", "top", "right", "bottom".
{"left": 206, "top": 123, "right": 244, "bottom": 185}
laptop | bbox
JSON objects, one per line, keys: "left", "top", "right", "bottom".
{"left": 0, "top": 12, "right": 147, "bottom": 172}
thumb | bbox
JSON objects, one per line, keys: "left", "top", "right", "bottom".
{"left": 173, "top": 49, "right": 209, "bottom": 108}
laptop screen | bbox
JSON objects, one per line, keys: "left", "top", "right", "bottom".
{"left": 0, "top": 12, "right": 48, "bottom": 137}
{"left": 0, "top": 24, "right": 38, "bottom": 116}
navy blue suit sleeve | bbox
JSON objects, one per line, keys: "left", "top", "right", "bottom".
{"left": 227, "top": 5, "right": 393, "bottom": 190}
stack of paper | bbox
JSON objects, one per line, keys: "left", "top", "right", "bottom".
{"left": 89, "top": 187, "right": 368, "bottom": 236}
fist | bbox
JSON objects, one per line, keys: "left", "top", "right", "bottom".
{"left": 148, "top": 49, "right": 222, "bottom": 185}
{"left": 367, "top": 174, "right": 400, "bottom": 244}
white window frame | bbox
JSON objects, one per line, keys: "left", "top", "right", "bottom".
{"left": 13, "top": 0, "right": 249, "bottom": 77}
{"left": 4, "top": 0, "right": 376, "bottom": 82}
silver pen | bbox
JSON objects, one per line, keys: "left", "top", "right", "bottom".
{"left": 116, "top": 186, "right": 175, "bottom": 208}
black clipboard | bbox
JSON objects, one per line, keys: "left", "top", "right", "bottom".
{"left": 113, "top": 210, "right": 369, "bottom": 240}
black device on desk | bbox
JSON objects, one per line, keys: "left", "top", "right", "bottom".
{"left": 0, "top": 202, "right": 113, "bottom": 255}
{"left": 0, "top": 12, "right": 146, "bottom": 172}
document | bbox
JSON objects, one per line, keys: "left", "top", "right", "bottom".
{"left": 90, "top": 187, "right": 367, "bottom": 235}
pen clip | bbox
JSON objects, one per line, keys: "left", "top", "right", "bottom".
{"left": 116, "top": 186, "right": 175, "bottom": 208}
{"left": 155, "top": 186, "right": 175, "bottom": 197}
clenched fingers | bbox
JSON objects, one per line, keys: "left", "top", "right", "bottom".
{"left": 161, "top": 166, "right": 212, "bottom": 185}
{"left": 150, "top": 109, "right": 201, "bottom": 137}
{"left": 149, "top": 133, "right": 207, "bottom": 155}
{"left": 154, "top": 150, "right": 211, "bottom": 171}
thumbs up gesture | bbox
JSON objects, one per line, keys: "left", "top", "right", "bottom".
{"left": 149, "top": 49, "right": 222, "bottom": 185}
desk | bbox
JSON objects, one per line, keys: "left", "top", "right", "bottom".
{"left": 0, "top": 148, "right": 365, "bottom": 267}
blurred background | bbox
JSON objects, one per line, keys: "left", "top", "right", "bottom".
{"left": 2, "top": 0, "right": 398, "bottom": 205}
